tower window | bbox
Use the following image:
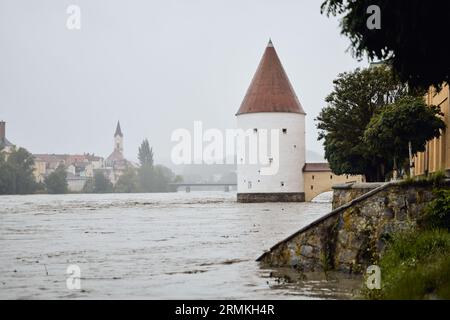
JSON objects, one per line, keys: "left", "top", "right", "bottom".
{"left": 282, "top": 128, "right": 287, "bottom": 134}
{"left": 248, "top": 181, "right": 252, "bottom": 189}
{"left": 311, "top": 185, "right": 314, "bottom": 190}
{"left": 253, "top": 128, "right": 258, "bottom": 133}
{"left": 312, "top": 175, "right": 315, "bottom": 180}
{"left": 330, "top": 175, "right": 333, "bottom": 179}
{"left": 280, "top": 182, "right": 285, "bottom": 187}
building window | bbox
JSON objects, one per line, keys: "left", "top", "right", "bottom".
{"left": 312, "top": 175, "right": 315, "bottom": 180}
{"left": 282, "top": 128, "right": 287, "bottom": 134}
{"left": 253, "top": 128, "right": 258, "bottom": 133}
{"left": 293, "top": 144, "right": 296, "bottom": 148}
{"left": 248, "top": 181, "right": 252, "bottom": 189}
{"left": 330, "top": 175, "right": 333, "bottom": 179}
{"left": 311, "top": 185, "right": 314, "bottom": 190}
{"left": 280, "top": 182, "right": 284, "bottom": 187}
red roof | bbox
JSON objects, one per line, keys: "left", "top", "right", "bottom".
{"left": 236, "top": 40, "right": 305, "bottom": 115}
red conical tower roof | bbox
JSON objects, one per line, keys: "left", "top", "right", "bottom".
{"left": 236, "top": 40, "right": 305, "bottom": 115}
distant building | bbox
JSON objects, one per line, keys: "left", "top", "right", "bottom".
{"left": 33, "top": 153, "right": 104, "bottom": 191}
{"left": 0, "top": 121, "right": 14, "bottom": 153}
{"left": 414, "top": 83, "right": 450, "bottom": 176}
{"left": 104, "top": 121, "right": 131, "bottom": 184}
{"left": 303, "top": 163, "right": 364, "bottom": 201}
{"left": 236, "top": 40, "right": 306, "bottom": 202}
{"left": 32, "top": 121, "right": 132, "bottom": 191}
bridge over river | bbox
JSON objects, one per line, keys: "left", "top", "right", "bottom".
{"left": 169, "top": 183, "right": 237, "bottom": 192}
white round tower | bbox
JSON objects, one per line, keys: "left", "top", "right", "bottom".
{"left": 236, "top": 40, "right": 306, "bottom": 202}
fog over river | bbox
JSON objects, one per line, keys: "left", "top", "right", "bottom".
{"left": 0, "top": 192, "right": 361, "bottom": 299}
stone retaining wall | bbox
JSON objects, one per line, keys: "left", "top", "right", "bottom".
{"left": 332, "top": 183, "right": 384, "bottom": 209}
{"left": 257, "top": 182, "right": 443, "bottom": 273}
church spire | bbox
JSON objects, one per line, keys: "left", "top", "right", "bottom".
{"left": 114, "top": 121, "right": 123, "bottom": 137}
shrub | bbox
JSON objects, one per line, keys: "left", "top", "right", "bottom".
{"left": 421, "top": 188, "right": 450, "bottom": 231}
{"left": 400, "top": 170, "right": 446, "bottom": 188}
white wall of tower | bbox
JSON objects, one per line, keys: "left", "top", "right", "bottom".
{"left": 236, "top": 112, "right": 305, "bottom": 194}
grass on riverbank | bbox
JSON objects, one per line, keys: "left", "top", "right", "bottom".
{"left": 364, "top": 187, "right": 450, "bottom": 300}
{"left": 365, "top": 229, "right": 450, "bottom": 299}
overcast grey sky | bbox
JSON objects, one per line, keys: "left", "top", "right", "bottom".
{"left": 0, "top": 0, "right": 365, "bottom": 166}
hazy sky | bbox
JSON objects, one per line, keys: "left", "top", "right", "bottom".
{"left": 0, "top": 0, "right": 365, "bottom": 166}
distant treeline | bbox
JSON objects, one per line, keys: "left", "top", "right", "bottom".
{"left": 0, "top": 139, "right": 182, "bottom": 195}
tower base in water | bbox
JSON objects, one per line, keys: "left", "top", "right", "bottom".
{"left": 237, "top": 192, "right": 305, "bottom": 203}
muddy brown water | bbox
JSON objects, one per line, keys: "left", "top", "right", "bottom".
{"left": 0, "top": 192, "right": 362, "bottom": 299}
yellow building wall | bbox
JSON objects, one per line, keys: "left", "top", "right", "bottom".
{"left": 414, "top": 83, "right": 450, "bottom": 176}
{"left": 303, "top": 172, "right": 364, "bottom": 201}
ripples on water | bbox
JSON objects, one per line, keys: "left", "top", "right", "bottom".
{"left": 0, "top": 192, "right": 361, "bottom": 299}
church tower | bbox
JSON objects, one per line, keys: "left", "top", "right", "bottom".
{"left": 236, "top": 40, "right": 306, "bottom": 202}
{"left": 114, "top": 121, "right": 123, "bottom": 155}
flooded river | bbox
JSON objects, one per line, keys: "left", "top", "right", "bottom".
{"left": 0, "top": 192, "right": 361, "bottom": 299}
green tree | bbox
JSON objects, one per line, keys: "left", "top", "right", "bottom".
{"left": 152, "top": 164, "right": 176, "bottom": 192}
{"left": 0, "top": 147, "right": 37, "bottom": 194}
{"left": 321, "top": 0, "right": 450, "bottom": 89}
{"left": 93, "top": 171, "right": 113, "bottom": 193}
{"left": 316, "top": 66, "right": 409, "bottom": 181}
{"left": 115, "top": 166, "right": 139, "bottom": 193}
{"left": 364, "top": 96, "right": 445, "bottom": 175}
{"left": 138, "top": 139, "right": 154, "bottom": 167}
{"left": 81, "top": 178, "right": 94, "bottom": 193}
{"left": 138, "top": 164, "right": 155, "bottom": 192}
{"left": 44, "top": 164, "right": 68, "bottom": 194}
{"left": 82, "top": 171, "right": 113, "bottom": 193}
{"left": 0, "top": 152, "right": 15, "bottom": 194}
{"left": 136, "top": 139, "right": 178, "bottom": 193}
{"left": 138, "top": 138, "right": 155, "bottom": 192}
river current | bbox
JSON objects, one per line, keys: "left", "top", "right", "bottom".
{"left": 0, "top": 192, "right": 361, "bottom": 299}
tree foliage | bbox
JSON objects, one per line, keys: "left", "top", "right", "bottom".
{"left": 316, "top": 65, "right": 409, "bottom": 181}
{"left": 364, "top": 96, "right": 445, "bottom": 168}
{"left": 83, "top": 171, "right": 113, "bottom": 193}
{"left": 138, "top": 139, "right": 154, "bottom": 167}
{"left": 136, "top": 139, "right": 177, "bottom": 193}
{"left": 0, "top": 147, "right": 37, "bottom": 194}
{"left": 115, "top": 166, "right": 139, "bottom": 193}
{"left": 44, "top": 164, "right": 68, "bottom": 194}
{"left": 421, "top": 189, "right": 450, "bottom": 231}
{"left": 321, "top": 0, "right": 450, "bottom": 89}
